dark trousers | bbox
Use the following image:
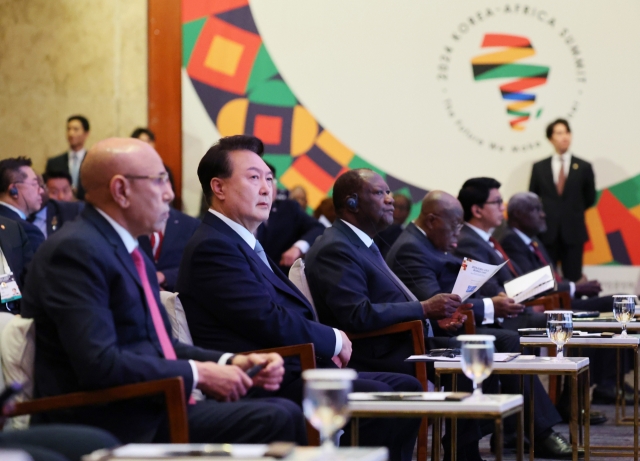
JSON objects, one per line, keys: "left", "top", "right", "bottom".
{"left": 0, "top": 425, "right": 119, "bottom": 461}
{"left": 267, "top": 371, "right": 422, "bottom": 461}
{"left": 546, "top": 241, "right": 584, "bottom": 282}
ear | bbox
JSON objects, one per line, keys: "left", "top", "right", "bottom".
{"left": 110, "top": 175, "right": 131, "bottom": 209}
{"left": 470, "top": 203, "right": 484, "bottom": 220}
{"left": 210, "top": 177, "right": 225, "bottom": 201}
{"left": 424, "top": 213, "right": 437, "bottom": 232}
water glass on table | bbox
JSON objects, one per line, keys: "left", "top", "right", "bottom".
{"left": 546, "top": 310, "right": 573, "bottom": 359}
{"left": 613, "top": 295, "right": 636, "bottom": 337}
{"left": 457, "top": 334, "right": 496, "bottom": 398}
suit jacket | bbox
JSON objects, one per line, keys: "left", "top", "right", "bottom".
{"left": 373, "top": 224, "right": 404, "bottom": 259}
{"left": 177, "top": 212, "right": 336, "bottom": 365}
{"left": 386, "top": 223, "right": 486, "bottom": 328}
{"left": 305, "top": 219, "right": 425, "bottom": 375}
{"left": 500, "top": 226, "right": 570, "bottom": 292}
{"left": 139, "top": 208, "right": 200, "bottom": 292}
{"left": 0, "top": 216, "right": 33, "bottom": 313}
{"left": 44, "top": 199, "right": 84, "bottom": 236}
{"left": 256, "top": 199, "right": 324, "bottom": 270}
{"left": 45, "top": 152, "right": 85, "bottom": 200}
{"left": 21, "top": 205, "right": 222, "bottom": 442}
{"left": 454, "top": 224, "right": 522, "bottom": 297}
{"left": 0, "top": 205, "right": 45, "bottom": 254}
{"left": 529, "top": 155, "right": 595, "bottom": 245}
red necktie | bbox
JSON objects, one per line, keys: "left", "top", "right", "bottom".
{"left": 149, "top": 232, "right": 163, "bottom": 263}
{"left": 131, "top": 248, "right": 177, "bottom": 360}
{"left": 557, "top": 159, "right": 566, "bottom": 196}
{"left": 530, "top": 241, "right": 562, "bottom": 283}
{"left": 489, "top": 236, "right": 519, "bottom": 277}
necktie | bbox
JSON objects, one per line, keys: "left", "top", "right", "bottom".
{"left": 254, "top": 240, "right": 273, "bottom": 272}
{"left": 370, "top": 242, "right": 433, "bottom": 337}
{"left": 557, "top": 157, "right": 566, "bottom": 196}
{"left": 488, "top": 236, "right": 519, "bottom": 277}
{"left": 131, "top": 248, "right": 177, "bottom": 360}
{"left": 150, "top": 232, "right": 163, "bottom": 262}
{"left": 530, "top": 241, "right": 562, "bottom": 283}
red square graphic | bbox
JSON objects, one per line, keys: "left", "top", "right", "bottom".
{"left": 253, "top": 115, "right": 283, "bottom": 145}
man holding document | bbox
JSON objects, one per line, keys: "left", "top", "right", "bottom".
{"left": 386, "top": 191, "right": 575, "bottom": 458}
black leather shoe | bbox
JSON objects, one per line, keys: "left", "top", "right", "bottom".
{"left": 534, "top": 431, "right": 582, "bottom": 459}
{"left": 556, "top": 401, "right": 608, "bottom": 425}
{"left": 592, "top": 384, "right": 635, "bottom": 405}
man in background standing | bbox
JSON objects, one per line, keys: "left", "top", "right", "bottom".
{"left": 529, "top": 119, "right": 596, "bottom": 281}
{"left": 46, "top": 115, "right": 90, "bottom": 200}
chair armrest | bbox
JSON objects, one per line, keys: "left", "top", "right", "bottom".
{"left": 555, "top": 292, "right": 572, "bottom": 309}
{"left": 9, "top": 377, "right": 189, "bottom": 443}
{"left": 245, "top": 343, "right": 316, "bottom": 372}
{"left": 524, "top": 295, "right": 556, "bottom": 311}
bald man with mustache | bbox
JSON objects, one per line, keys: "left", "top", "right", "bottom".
{"left": 21, "top": 138, "right": 306, "bottom": 445}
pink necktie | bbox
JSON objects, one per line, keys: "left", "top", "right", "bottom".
{"left": 131, "top": 248, "right": 177, "bottom": 360}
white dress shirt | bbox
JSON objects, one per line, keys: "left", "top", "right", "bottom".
{"left": 463, "top": 223, "right": 498, "bottom": 324}
{"left": 31, "top": 206, "right": 48, "bottom": 238}
{"left": 551, "top": 152, "right": 572, "bottom": 185}
{"left": 211, "top": 209, "right": 342, "bottom": 356}
{"left": 68, "top": 149, "right": 86, "bottom": 189}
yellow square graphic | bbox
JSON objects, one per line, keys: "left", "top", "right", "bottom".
{"left": 316, "top": 130, "right": 354, "bottom": 166}
{"left": 204, "top": 35, "right": 245, "bottom": 76}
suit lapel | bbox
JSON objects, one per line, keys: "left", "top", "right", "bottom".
{"left": 542, "top": 157, "right": 557, "bottom": 197}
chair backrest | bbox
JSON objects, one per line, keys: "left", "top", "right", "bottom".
{"left": 159, "top": 291, "right": 194, "bottom": 346}
{"left": 0, "top": 314, "right": 35, "bottom": 429}
{"left": 288, "top": 258, "right": 316, "bottom": 308}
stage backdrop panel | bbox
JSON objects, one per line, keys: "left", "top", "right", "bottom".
{"left": 182, "top": 0, "right": 640, "bottom": 291}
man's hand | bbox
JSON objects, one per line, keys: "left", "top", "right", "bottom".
{"left": 194, "top": 361, "right": 252, "bottom": 402}
{"left": 420, "top": 294, "right": 461, "bottom": 319}
{"left": 437, "top": 310, "right": 468, "bottom": 332}
{"left": 492, "top": 292, "right": 524, "bottom": 318}
{"left": 337, "top": 331, "right": 352, "bottom": 367}
{"left": 575, "top": 280, "right": 602, "bottom": 298}
{"left": 156, "top": 271, "right": 166, "bottom": 286}
{"left": 280, "top": 246, "right": 303, "bottom": 267}
{"left": 232, "top": 353, "right": 285, "bottom": 391}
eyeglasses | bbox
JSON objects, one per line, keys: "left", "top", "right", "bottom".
{"left": 432, "top": 214, "right": 464, "bottom": 233}
{"left": 484, "top": 198, "right": 504, "bottom": 206}
{"left": 124, "top": 172, "right": 170, "bottom": 186}
{"left": 14, "top": 180, "right": 41, "bottom": 189}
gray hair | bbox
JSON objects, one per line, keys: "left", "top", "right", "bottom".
{"left": 507, "top": 191, "right": 540, "bottom": 216}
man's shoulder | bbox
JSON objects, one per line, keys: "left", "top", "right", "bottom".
{"left": 531, "top": 156, "right": 552, "bottom": 169}
{"left": 570, "top": 155, "right": 592, "bottom": 167}
{"left": 45, "top": 152, "right": 69, "bottom": 170}
{"left": 168, "top": 208, "right": 200, "bottom": 231}
{"left": 0, "top": 215, "right": 23, "bottom": 240}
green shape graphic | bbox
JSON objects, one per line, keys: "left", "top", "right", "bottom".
{"left": 262, "top": 154, "right": 293, "bottom": 179}
{"left": 248, "top": 80, "right": 297, "bottom": 107}
{"left": 348, "top": 155, "right": 386, "bottom": 178}
{"left": 182, "top": 17, "right": 207, "bottom": 68}
{"left": 246, "top": 45, "right": 279, "bottom": 93}
{"left": 607, "top": 175, "right": 640, "bottom": 208}
{"left": 475, "top": 64, "right": 549, "bottom": 80}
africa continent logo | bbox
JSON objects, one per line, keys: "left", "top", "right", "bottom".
{"left": 471, "top": 34, "right": 550, "bottom": 131}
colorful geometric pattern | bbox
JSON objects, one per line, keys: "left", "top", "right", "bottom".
{"left": 471, "top": 34, "right": 549, "bottom": 131}
{"left": 182, "top": 0, "right": 427, "bottom": 215}
{"left": 584, "top": 175, "right": 640, "bottom": 266}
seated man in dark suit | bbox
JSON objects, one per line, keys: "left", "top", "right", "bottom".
{"left": 138, "top": 207, "right": 199, "bottom": 292}
{"left": 0, "top": 216, "right": 33, "bottom": 313}
{"left": 305, "top": 169, "right": 482, "bottom": 461}
{"left": 0, "top": 157, "right": 45, "bottom": 253}
{"left": 21, "top": 137, "right": 306, "bottom": 445}
{"left": 176, "top": 136, "right": 421, "bottom": 461}
{"left": 454, "top": 177, "right": 547, "bottom": 329}
{"left": 45, "top": 115, "right": 90, "bottom": 200}
{"left": 29, "top": 175, "right": 84, "bottom": 240}
{"left": 386, "top": 190, "right": 585, "bottom": 456}
{"left": 374, "top": 193, "right": 412, "bottom": 258}
{"left": 256, "top": 163, "right": 324, "bottom": 272}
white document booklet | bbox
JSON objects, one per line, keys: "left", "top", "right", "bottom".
{"left": 503, "top": 265, "right": 555, "bottom": 303}
{"left": 451, "top": 257, "right": 507, "bottom": 301}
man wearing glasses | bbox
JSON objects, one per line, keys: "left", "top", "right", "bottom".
{"left": 0, "top": 157, "right": 45, "bottom": 252}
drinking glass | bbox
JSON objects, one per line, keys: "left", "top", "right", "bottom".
{"left": 302, "top": 368, "right": 357, "bottom": 452}
{"left": 546, "top": 310, "right": 573, "bottom": 359}
{"left": 613, "top": 295, "right": 636, "bottom": 337}
{"left": 458, "top": 334, "right": 495, "bottom": 398}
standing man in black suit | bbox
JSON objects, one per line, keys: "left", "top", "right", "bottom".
{"left": 0, "top": 216, "right": 33, "bottom": 313}
{"left": 256, "top": 163, "right": 324, "bottom": 272}
{"left": 455, "top": 177, "right": 547, "bottom": 329}
{"left": 138, "top": 208, "right": 200, "bottom": 292}
{"left": 374, "top": 193, "right": 412, "bottom": 258}
{"left": 176, "top": 136, "right": 422, "bottom": 461}
{"left": 21, "top": 137, "right": 306, "bottom": 445}
{"left": 529, "top": 119, "right": 596, "bottom": 281}
{"left": 0, "top": 157, "right": 45, "bottom": 253}
{"left": 45, "top": 115, "right": 90, "bottom": 200}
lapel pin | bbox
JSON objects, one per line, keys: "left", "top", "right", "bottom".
{"left": 573, "top": 163, "right": 579, "bottom": 170}
{"left": 51, "top": 216, "right": 58, "bottom": 232}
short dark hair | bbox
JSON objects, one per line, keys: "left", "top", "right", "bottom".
{"left": 545, "top": 118, "right": 571, "bottom": 139}
{"left": 265, "top": 162, "right": 276, "bottom": 176}
{"left": 458, "top": 177, "right": 501, "bottom": 222}
{"left": 198, "top": 135, "right": 264, "bottom": 201}
{"left": 131, "top": 127, "right": 156, "bottom": 142}
{"left": 333, "top": 169, "right": 368, "bottom": 213}
{"left": 67, "top": 115, "right": 90, "bottom": 132}
{"left": 0, "top": 157, "right": 32, "bottom": 193}
{"left": 43, "top": 170, "right": 72, "bottom": 185}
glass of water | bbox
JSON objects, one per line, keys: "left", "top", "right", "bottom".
{"left": 457, "top": 334, "right": 496, "bottom": 398}
{"left": 302, "top": 368, "right": 357, "bottom": 452}
{"left": 546, "top": 310, "right": 573, "bottom": 359}
{"left": 613, "top": 295, "right": 636, "bottom": 337}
